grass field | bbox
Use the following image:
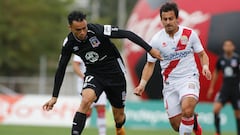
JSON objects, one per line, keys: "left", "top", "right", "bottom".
{"left": 0, "top": 125, "right": 236, "bottom": 135}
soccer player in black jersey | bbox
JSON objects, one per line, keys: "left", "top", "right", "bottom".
{"left": 42, "top": 11, "right": 162, "bottom": 135}
{"left": 207, "top": 40, "right": 240, "bottom": 135}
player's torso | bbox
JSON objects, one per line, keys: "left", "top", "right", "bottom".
{"left": 68, "top": 32, "right": 124, "bottom": 74}
{"left": 219, "top": 55, "right": 240, "bottom": 80}
{"left": 154, "top": 28, "right": 198, "bottom": 79}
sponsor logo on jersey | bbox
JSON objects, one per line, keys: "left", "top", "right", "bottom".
{"left": 73, "top": 46, "right": 79, "bottom": 51}
{"left": 85, "top": 51, "right": 99, "bottom": 63}
{"left": 111, "top": 27, "right": 119, "bottom": 31}
{"left": 162, "top": 42, "right": 167, "bottom": 47}
{"left": 163, "top": 50, "right": 191, "bottom": 61}
{"left": 224, "top": 66, "right": 233, "bottom": 77}
{"left": 89, "top": 36, "right": 100, "bottom": 48}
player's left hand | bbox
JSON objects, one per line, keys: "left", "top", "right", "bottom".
{"left": 202, "top": 65, "right": 211, "bottom": 80}
{"left": 42, "top": 97, "right": 57, "bottom": 111}
{"left": 149, "top": 48, "right": 163, "bottom": 61}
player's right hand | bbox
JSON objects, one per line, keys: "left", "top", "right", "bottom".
{"left": 42, "top": 97, "right": 57, "bottom": 111}
{"left": 149, "top": 48, "right": 163, "bottom": 61}
{"left": 134, "top": 85, "right": 145, "bottom": 96}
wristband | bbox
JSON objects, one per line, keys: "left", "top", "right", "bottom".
{"left": 139, "top": 79, "right": 147, "bottom": 87}
{"left": 203, "top": 64, "right": 209, "bottom": 70}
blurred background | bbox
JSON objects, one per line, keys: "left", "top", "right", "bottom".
{"left": 0, "top": 0, "right": 240, "bottom": 134}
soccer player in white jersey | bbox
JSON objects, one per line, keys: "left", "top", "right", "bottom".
{"left": 134, "top": 2, "right": 211, "bottom": 135}
{"left": 72, "top": 55, "right": 107, "bottom": 135}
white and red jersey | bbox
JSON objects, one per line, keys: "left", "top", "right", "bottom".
{"left": 147, "top": 26, "right": 204, "bottom": 82}
{"left": 73, "top": 55, "right": 86, "bottom": 74}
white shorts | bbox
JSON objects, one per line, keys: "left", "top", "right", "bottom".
{"left": 163, "top": 75, "right": 200, "bottom": 118}
{"left": 76, "top": 77, "right": 107, "bottom": 106}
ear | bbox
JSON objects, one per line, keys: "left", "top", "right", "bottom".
{"left": 177, "top": 17, "right": 180, "bottom": 24}
{"left": 68, "top": 25, "right": 71, "bottom": 30}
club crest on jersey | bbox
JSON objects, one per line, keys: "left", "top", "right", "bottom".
{"left": 180, "top": 35, "right": 189, "bottom": 45}
{"left": 89, "top": 36, "right": 100, "bottom": 48}
{"left": 231, "top": 59, "right": 238, "bottom": 67}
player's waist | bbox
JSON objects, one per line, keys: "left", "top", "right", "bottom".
{"left": 163, "top": 73, "right": 199, "bottom": 85}
{"left": 222, "top": 78, "right": 240, "bottom": 84}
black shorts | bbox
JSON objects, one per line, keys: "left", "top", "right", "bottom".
{"left": 215, "top": 84, "right": 240, "bottom": 110}
{"left": 82, "top": 72, "right": 126, "bottom": 108}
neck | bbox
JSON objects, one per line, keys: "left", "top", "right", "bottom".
{"left": 167, "top": 26, "right": 179, "bottom": 38}
{"left": 225, "top": 52, "right": 233, "bottom": 58}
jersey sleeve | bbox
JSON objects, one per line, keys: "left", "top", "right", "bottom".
{"left": 88, "top": 23, "right": 152, "bottom": 52}
{"left": 52, "top": 37, "right": 72, "bottom": 97}
{"left": 190, "top": 31, "right": 204, "bottom": 53}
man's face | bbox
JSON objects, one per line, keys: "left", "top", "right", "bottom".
{"left": 69, "top": 20, "right": 88, "bottom": 40}
{"left": 161, "top": 10, "right": 178, "bottom": 34}
{"left": 223, "top": 41, "right": 235, "bottom": 54}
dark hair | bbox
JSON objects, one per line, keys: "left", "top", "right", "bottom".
{"left": 68, "top": 11, "right": 86, "bottom": 25}
{"left": 160, "top": 2, "right": 179, "bottom": 19}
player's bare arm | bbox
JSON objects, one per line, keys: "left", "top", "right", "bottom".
{"left": 149, "top": 48, "right": 163, "bottom": 61}
{"left": 42, "top": 97, "right": 57, "bottom": 111}
{"left": 207, "top": 69, "right": 219, "bottom": 99}
{"left": 134, "top": 62, "right": 155, "bottom": 96}
{"left": 198, "top": 50, "right": 211, "bottom": 80}
{"left": 42, "top": 47, "right": 71, "bottom": 111}
{"left": 72, "top": 61, "right": 85, "bottom": 79}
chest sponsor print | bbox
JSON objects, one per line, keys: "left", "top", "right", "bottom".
{"left": 85, "top": 51, "right": 99, "bottom": 63}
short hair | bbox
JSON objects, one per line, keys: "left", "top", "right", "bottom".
{"left": 224, "top": 39, "right": 234, "bottom": 44}
{"left": 68, "top": 11, "right": 86, "bottom": 25}
{"left": 160, "top": 2, "right": 179, "bottom": 19}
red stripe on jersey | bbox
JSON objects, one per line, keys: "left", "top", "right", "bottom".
{"left": 163, "top": 28, "right": 192, "bottom": 81}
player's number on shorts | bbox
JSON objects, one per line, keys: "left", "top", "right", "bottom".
{"left": 85, "top": 75, "right": 94, "bottom": 83}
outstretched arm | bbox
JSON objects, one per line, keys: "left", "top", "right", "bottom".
{"left": 43, "top": 46, "right": 71, "bottom": 111}
{"left": 111, "top": 29, "right": 163, "bottom": 60}
{"left": 72, "top": 61, "right": 85, "bottom": 79}
{"left": 88, "top": 24, "right": 163, "bottom": 60}
{"left": 52, "top": 53, "right": 72, "bottom": 97}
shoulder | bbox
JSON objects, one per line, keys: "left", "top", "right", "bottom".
{"left": 180, "top": 26, "right": 197, "bottom": 36}
{"left": 87, "top": 23, "right": 104, "bottom": 33}
{"left": 180, "top": 26, "right": 193, "bottom": 32}
{"left": 87, "top": 23, "right": 111, "bottom": 36}
{"left": 233, "top": 53, "right": 239, "bottom": 57}
{"left": 233, "top": 53, "right": 240, "bottom": 60}
{"left": 62, "top": 33, "right": 75, "bottom": 47}
{"left": 150, "top": 29, "right": 165, "bottom": 43}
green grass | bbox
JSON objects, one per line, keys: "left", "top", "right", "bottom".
{"left": 0, "top": 125, "right": 236, "bottom": 135}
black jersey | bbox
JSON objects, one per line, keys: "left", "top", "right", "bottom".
{"left": 52, "top": 24, "right": 152, "bottom": 97}
{"left": 216, "top": 53, "right": 240, "bottom": 84}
